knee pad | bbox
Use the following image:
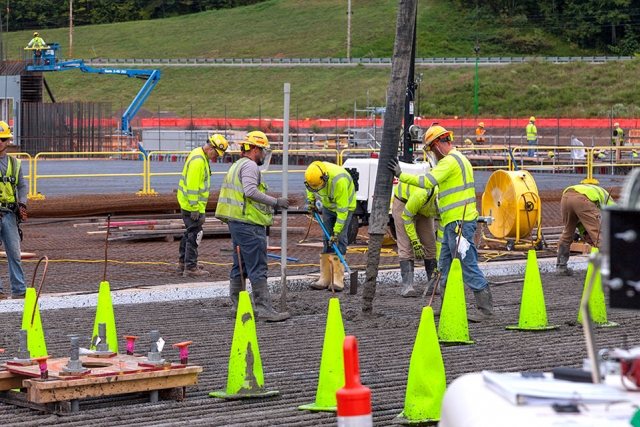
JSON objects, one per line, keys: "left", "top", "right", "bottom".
{"left": 196, "top": 230, "right": 203, "bottom": 246}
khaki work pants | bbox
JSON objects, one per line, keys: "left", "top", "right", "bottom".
{"left": 391, "top": 197, "right": 436, "bottom": 262}
{"left": 558, "top": 190, "right": 602, "bottom": 247}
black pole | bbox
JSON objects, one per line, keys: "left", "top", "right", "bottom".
{"left": 402, "top": 6, "right": 418, "bottom": 163}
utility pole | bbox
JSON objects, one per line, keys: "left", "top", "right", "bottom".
{"left": 402, "top": 8, "right": 417, "bottom": 163}
{"left": 474, "top": 38, "right": 480, "bottom": 117}
{"left": 346, "top": 0, "right": 352, "bottom": 60}
{"left": 69, "top": 0, "right": 73, "bottom": 59}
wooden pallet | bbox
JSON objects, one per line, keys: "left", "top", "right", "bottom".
{"left": 0, "top": 354, "right": 202, "bottom": 414}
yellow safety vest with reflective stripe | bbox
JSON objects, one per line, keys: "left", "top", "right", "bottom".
{"left": 526, "top": 123, "right": 537, "bottom": 142}
{"left": 29, "top": 37, "right": 46, "bottom": 48}
{"left": 177, "top": 147, "right": 210, "bottom": 213}
{"left": 399, "top": 148, "right": 477, "bottom": 227}
{"left": 613, "top": 127, "right": 624, "bottom": 146}
{"left": 0, "top": 156, "right": 21, "bottom": 204}
{"left": 306, "top": 162, "right": 356, "bottom": 234}
{"left": 215, "top": 157, "right": 273, "bottom": 226}
{"left": 564, "top": 184, "right": 615, "bottom": 208}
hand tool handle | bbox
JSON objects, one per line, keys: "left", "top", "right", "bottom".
{"left": 314, "top": 211, "right": 351, "bottom": 273}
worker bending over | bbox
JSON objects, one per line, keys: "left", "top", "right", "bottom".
{"left": 388, "top": 125, "right": 494, "bottom": 322}
{"left": 305, "top": 161, "right": 356, "bottom": 292}
{"left": 556, "top": 184, "right": 615, "bottom": 276}
{"left": 216, "top": 131, "right": 290, "bottom": 322}
{"left": 392, "top": 181, "right": 440, "bottom": 297}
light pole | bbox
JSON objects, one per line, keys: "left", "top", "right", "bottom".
{"left": 346, "top": 0, "right": 352, "bottom": 60}
{"left": 474, "top": 39, "right": 480, "bottom": 117}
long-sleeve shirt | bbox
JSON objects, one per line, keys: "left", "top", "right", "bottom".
{"left": 238, "top": 158, "right": 277, "bottom": 207}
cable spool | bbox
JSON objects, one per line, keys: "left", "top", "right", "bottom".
{"left": 481, "top": 170, "right": 540, "bottom": 241}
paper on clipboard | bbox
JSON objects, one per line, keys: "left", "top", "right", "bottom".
{"left": 482, "top": 371, "right": 627, "bottom": 406}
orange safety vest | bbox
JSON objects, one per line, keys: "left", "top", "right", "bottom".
{"left": 475, "top": 127, "right": 485, "bottom": 144}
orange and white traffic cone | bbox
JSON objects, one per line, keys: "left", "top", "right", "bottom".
{"left": 336, "top": 335, "right": 372, "bottom": 427}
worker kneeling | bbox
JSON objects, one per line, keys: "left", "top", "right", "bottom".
{"left": 392, "top": 181, "right": 440, "bottom": 298}
{"left": 305, "top": 161, "right": 356, "bottom": 291}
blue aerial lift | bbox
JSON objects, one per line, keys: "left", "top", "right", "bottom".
{"left": 24, "top": 43, "right": 161, "bottom": 157}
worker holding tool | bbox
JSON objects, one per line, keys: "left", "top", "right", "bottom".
{"left": 216, "top": 131, "right": 290, "bottom": 322}
{"left": 176, "top": 134, "right": 228, "bottom": 278}
{"left": 556, "top": 184, "right": 615, "bottom": 276}
{"left": 0, "top": 121, "right": 27, "bottom": 300}
{"left": 391, "top": 181, "right": 440, "bottom": 297}
{"left": 304, "top": 161, "right": 356, "bottom": 292}
{"left": 388, "top": 125, "right": 494, "bottom": 322}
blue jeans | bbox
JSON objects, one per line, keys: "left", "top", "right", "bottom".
{"left": 321, "top": 208, "right": 353, "bottom": 256}
{"left": 228, "top": 221, "right": 268, "bottom": 284}
{"left": 527, "top": 139, "right": 537, "bottom": 157}
{"left": 0, "top": 211, "right": 25, "bottom": 296}
{"left": 438, "top": 220, "right": 487, "bottom": 292}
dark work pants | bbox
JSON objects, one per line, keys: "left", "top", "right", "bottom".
{"left": 179, "top": 209, "right": 206, "bottom": 270}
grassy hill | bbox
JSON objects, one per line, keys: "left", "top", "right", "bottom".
{"left": 8, "top": 0, "right": 640, "bottom": 119}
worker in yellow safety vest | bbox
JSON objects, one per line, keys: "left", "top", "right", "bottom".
{"left": 526, "top": 116, "right": 538, "bottom": 157}
{"left": 391, "top": 181, "right": 441, "bottom": 297}
{"left": 305, "top": 160, "right": 356, "bottom": 292}
{"left": 612, "top": 122, "right": 624, "bottom": 163}
{"left": 177, "top": 134, "right": 228, "bottom": 278}
{"left": 388, "top": 125, "right": 494, "bottom": 322}
{"left": 215, "top": 131, "right": 290, "bottom": 322}
{"left": 27, "top": 32, "right": 47, "bottom": 48}
{"left": 556, "top": 184, "right": 615, "bottom": 276}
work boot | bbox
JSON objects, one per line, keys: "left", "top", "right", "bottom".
{"left": 11, "top": 294, "right": 26, "bottom": 299}
{"left": 329, "top": 255, "right": 344, "bottom": 292}
{"left": 229, "top": 277, "right": 243, "bottom": 313}
{"left": 0, "top": 292, "right": 8, "bottom": 300}
{"left": 183, "top": 267, "right": 210, "bottom": 278}
{"left": 425, "top": 258, "right": 441, "bottom": 296}
{"left": 310, "top": 254, "right": 331, "bottom": 290}
{"left": 175, "top": 262, "right": 185, "bottom": 275}
{"left": 252, "top": 280, "right": 290, "bottom": 322}
{"left": 468, "top": 285, "right": 495, "bottom": 323}
{"left": 556, "top": 244, "right": 574, "bottom": 276}
{"left": 400, "top": 260, "right": 417, "bottom": 297}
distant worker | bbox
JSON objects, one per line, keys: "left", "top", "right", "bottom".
{"left": 177, "top": 134, "right": 228, "bottom": 278}
{"left": 305, "top": 160, "right": 356, "bottom": 292}
{"left": 556, "top": 184, "right": 615, "bottom": 276}
{"left": 526, "top": 116, "right": 538, "bottom": 157}
{"left": 216, "top": 131, "right": 290, "bottom": 322}
{"left": 391, "top": 181, "right": 439, "bottom": 297}
{"left": 388, "top": 125, "right": 494, "bottom": 322}
{"left": 612, "top": 122, "right": 624, "bottom": 163}
{"left": 27, "top": 32, "right": 47, "bottom": 48}
{"left": 475, "top": 122, "right": 486, "bottom": 146}
{"left": 0, "top": 121, "right": 27, "bottom": 300}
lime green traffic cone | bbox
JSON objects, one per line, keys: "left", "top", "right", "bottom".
{"left": 438, "top": 258, "right": 474, "bottom": 345}
{"left": 299, "top": 298, "right": 346, "bottom": 412}
{"left": 21, "top": 287, "right": 47, "bottom": 358}
{"left": 91, "top": 281, "right": 119, "bottom": 353}
{"left": 397, "top": 306, "right": 446, "bottom": 424}
{"left": 578, "top": 248, "right": 618, "bottom": 328}
{"left": 507, "top": 250, "right": 560, "bottom": 331}
{"left": 210, "top": 290, "right": 279, "bottom": 399}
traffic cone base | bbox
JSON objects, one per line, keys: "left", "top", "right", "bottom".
{"left": 209, "top": 291, "right": 279, "bottom": 399}
{"left": 507, "top": 250, "right": 560, "bottom": 332}
{"left": 577, "top": 248, "right": 619, "bottom": 329}
{"left": 91, "top": 281, "right": 119, "bottom": 353}
{"left": 298, "top": 298, "right": 346, "bottom": 413}
{"left": 21, "top": 287, "right": 47, "bottom": 358}
{"left": 437, "top": 259, "right": 475, "bottom": 346}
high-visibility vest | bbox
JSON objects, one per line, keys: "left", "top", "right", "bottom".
{"left": 526, "top": 123, "right": 537, "bottom": 142}
{"left": 0, "top": 156, "right": 20, "bottom": 204}
{"left": 306, "top": 161, "right": 356, "bottom": 234}
{"left": 399, "top": 149, "right": 477, "bottom": 227}
{"left": 177, "top": 147, "right": 210, "bottom": 213}
{"left": 216, "top": 157, "right": 273, "bottom": 226}
{"left": 564, "top": 184, "right": 615, "bottom": 208}
{"left": 613, "top": 128, "right": 624, "bottom": 146}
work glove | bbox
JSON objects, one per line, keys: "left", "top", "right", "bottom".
{"left": 274, "top": 197, "right": 290, "bottom": 210}
{"left": 328, "top": 233, "right": 339, "bottom": 246}
{"left": 387, "top": 158, "right": 402, "bottom": 178}
{"left": 190, "top": 210, "right": 200, "bottom": 221}
{"left": 307, "top": 201, "right": 318, "bottom": 214}
{"left": 17, "top": 203, "right": 27, "bottom": 222}
{"left": 412, "top": 240, "right": 426, "bottom": 259}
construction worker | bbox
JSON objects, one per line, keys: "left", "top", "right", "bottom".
{"left": 475, "top": 122, "right": 486, "bottom": 146}
{"left": 556, "top": 184, "right": 615, "bottom": 276}
{"left": 391, "top": 181, "right": 439, "bottom": 297}
{"left": 27, "top": 32, "right": 47, "bottom": 48}
{"left": 0, "top": 121, "right": 27, "bottom": 300}
{"left": 388, "top": 125, "right": 494, "bottom": 322}
{"left": 177, "top": 134, "right": 228, "bottom": 278}
{"left": 526, "top": 116, "right": 538, "bottom": 157}
{"left": 613, "top": 122, "right": 624, "bottom": 163}
{"left": 216, "top": 131, "right": 290, "bottom": 322}
{"left": 305, "top": 160, "right": 356, "bottom": 292}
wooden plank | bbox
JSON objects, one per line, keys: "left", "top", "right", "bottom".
{"left": 0, "top": 370, "right": 27, "bottom": 391}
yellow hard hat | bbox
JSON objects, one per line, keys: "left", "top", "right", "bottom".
{"left": 478, "top": 122, "right": 484, "bottom": 128}
{"left": 423, "top": 125, "right": 453, "bottom": 149}
{"left": 547, "top": 151, "right": 554, "bottom": 158}
{"left": 208, "top": 134, "right": 228, "bottom": 157}
{"left": 530, "top": 116, "right": 536, "bottom": 122}
{"left": 304, "top": 161, "right": 329, "bottom": 192}
{"left": 33, "top": 32, "right": 39, "bottom": 37}
{"left": 464, "top": 138, "right": 472, "bottom": 145}
{"left": 614, "top": 122, "right": 620, "bottom": 127}
{"left": 0, "top": 121, "right": 13, "bottom": 139}
{"left": 242, "top": 130, "right": 270, "bottom": 151}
